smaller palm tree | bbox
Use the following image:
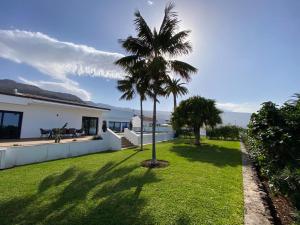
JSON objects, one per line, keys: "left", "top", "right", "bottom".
{"left": 116, "top": 58, "right": 149, "bottom": 150}
{"left": 166, "top": 78, "right": 188, "bottom": 111}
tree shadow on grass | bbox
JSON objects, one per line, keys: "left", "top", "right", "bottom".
{"left": 170, "top": 141, "right": 244, "bottom": 167}
{"left": 0, "top": 153, "right": 160, "bottom": 225}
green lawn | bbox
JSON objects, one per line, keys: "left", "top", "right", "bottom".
{"left": 0, "top": 138, "right": 243, "bottom": 225}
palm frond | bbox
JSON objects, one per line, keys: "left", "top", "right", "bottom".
{"left": 115, "top": 55, "right": 138, "bottom": 68}
{"left": 165, "top": 78, "right": 188, "bottom": 97}
{"left": 169, "top": 60, "right": 197, "bottom": 81}
{"left": 164, "top": 30, "right": 192, "bottom": 56}
{"left": 120, "top": 36, "right": 152, "bottom": 56}
{"left": 134, "top": 10, "right": 154, "bottom": 45}
{"left": 159, "top": 2, "right": 178, "bottom": 37}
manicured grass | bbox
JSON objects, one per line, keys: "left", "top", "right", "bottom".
{"left": 0, "top": 138, "right": 243, "bottom": 225}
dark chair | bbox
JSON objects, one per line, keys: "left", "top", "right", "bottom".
{"left": 68, "top": 128, "right": 77, "bottom": 138}
{"left": 40, "top": 128, "right": 51, "bottom": 138}
{"left": 76, "top": 129, "right": 84, "bottom": 137}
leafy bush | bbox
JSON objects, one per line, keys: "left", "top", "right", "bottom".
{"left": 207, "top": 125, "right": 243, "bottom": 140}
{"left": 245, "top": 96, "right": 300, "bottom": 210}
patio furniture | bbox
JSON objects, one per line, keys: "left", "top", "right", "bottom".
{"left": 40, "top": 128, "right": 52, "bottom": 138}
{"left": 75, "top": 128, "right": 84, "bottom": 137}
{"left": 67, "top": 128, "right": 77, "bottom": 138}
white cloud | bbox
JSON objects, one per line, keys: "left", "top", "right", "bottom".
{"left": 19, "top": 77, "right": 92, "bottom": 101}
{"left": 147, "top": 1, "right": 153, "bottom": 5}
{"left": 0, "top": 29, "right": 126, "bottom": 100}
{"left": 216, "top": 102, "right": 260, "bottom": 113}
{"left": 0, "top": 30, "right": 124, "bottom": 80}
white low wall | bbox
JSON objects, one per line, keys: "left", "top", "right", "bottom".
{"left": 104, "top": 128, "right": 122, "bottom": 150}
{"left": 133, "top": 126, "right": 173, "bottom": 133}
{"left": 0, "top": 130, "right": 122, "bottom": 169}
{"left": 124, "top": 128, "right": 174, "bottom": 146}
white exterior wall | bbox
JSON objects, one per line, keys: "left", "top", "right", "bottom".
{"left": 0, "top": 136, "right": 122, "bottom": 169}
{"left": 124, "top": 128, "right": 173, "bottom": 146}
{"left": 132, "top": 116, "right": 152, "bottom": 129}
{"left": 0, "top": 94, "right": 106, "bottom": 138}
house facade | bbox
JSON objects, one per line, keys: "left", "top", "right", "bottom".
{"left": 132, "top": 115, "right": 172, "bottom": 132}
{"left": 0, "top": 92, "right": 109, "bottom": 139}
{"left": 102, "top": 107, "right": 135, "bottom": 133}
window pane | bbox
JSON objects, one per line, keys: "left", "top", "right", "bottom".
{"left": 114, "top": 122, "right": 121, "bottom": 132}
{"left": 109, "top": 122, "right": 114, "bottom": 130}
{"left": 1, "top": 112, "right": 21, "bottom": 139}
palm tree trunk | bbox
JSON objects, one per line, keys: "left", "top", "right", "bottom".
{"left": 151, "top": 93, "right": 157, "bottom": 164}
{"left": 140, "top": 96, "right": 144, "bottom": 151}
{"left": 173, "top": 93, "right": 177, "bottom": 111}
{"left": 173, "top": 93, "right": 179, "bottom": 138}
{"left": 194, "top": 126, "right": 200, "bottom": 145}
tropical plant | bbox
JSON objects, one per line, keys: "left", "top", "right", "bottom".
{"left": 246, "top": 95, "right": 300, "bottom": 210}
{"left": 166, "top": 77, "right": 188, "bottom": 111}
{"left": 172, "top": 96, "right": 222, "bottom": 145}
{"left": 116, "top": 59, "right": 149, "bottom": 151}
{"left": 119, "top": 3, "right": 197, "bottom": 164}
{"left": 206, "top": 125, "right": 243, "bottom": 140}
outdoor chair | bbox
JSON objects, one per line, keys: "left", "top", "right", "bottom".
{"left": 76, "top": 129, "right": 84, "bottom": 137}
{"left": 68, "top": 128, "right": 77, "bottom": 138}
{"left": 40, "top": 128, "right": 51, "bottom": 138}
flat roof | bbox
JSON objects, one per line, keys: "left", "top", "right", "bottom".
{"left": 0, "top": 92, "right": 110, "bottom": 111}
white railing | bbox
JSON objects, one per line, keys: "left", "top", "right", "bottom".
{"left": 124, "top": 128, "right": 140, "bottom": 145}
{"left": 104, "top": 128, "right": 122, "bottom": 150}
{"left": 124, "top": 128, "right": 174, "bottom": 146}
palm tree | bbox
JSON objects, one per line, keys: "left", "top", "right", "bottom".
{"left": 119, "top": 3, "right": 197, "bottom": 164}
{"left": 171, "top": 96, "right": 222, "bottom": 145}
{"left": 116, "top": 58, "right": 149, "bottom": 151}
{"left": 166, "top": 78, "right": 188, "bottom": 111}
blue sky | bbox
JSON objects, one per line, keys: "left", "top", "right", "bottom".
{"left": 0, "top": 0, "right": 299, "bottom": 112}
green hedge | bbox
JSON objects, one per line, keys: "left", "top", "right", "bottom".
{"left": 207, "top": 125, "right": 243, "bottom": 141}
{"left": 245, "top": 97, "right": 300, "bottom": 215}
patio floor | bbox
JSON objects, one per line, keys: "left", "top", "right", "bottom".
{"left": 0, "top": 136, "right": 94, "bottom": 148}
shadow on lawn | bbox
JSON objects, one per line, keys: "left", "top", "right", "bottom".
{"left": 0, "top": 152, "right": 160, "bottom": 225}
{"left": 170, "top": 141, "right": 244, "bottom": 167}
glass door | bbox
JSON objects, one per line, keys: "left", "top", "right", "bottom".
{"left": 82, "top": 117, "right": 98, "bottom": 135}
{"left": 0, "top": 111, "right": 23, "bottom": 139}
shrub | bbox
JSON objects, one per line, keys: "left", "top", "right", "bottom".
{"left": 207, "top": 125, "right": 243, "bottom": 140}
{"left": 245, "top": 96, "right": 300, "bottom": 210}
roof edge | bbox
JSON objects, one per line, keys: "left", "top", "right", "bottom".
{"left": 0, "top": 92, "right": 111, "bottom": 111}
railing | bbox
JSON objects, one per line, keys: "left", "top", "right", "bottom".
{"left": 124, "top": 128, "right": 174, "bottom": 146}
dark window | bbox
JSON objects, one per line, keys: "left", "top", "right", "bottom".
{"left": 0, "top": 111, "right": 23, "bottom": 139}
{"left": 121, "top": 122, "right": 129, "bottom": 132}
{"left": 109, "top": 121, "right": 127, "bottom": 132}
{"left": 82, "top": 117, "right": 98, "bottom": 135}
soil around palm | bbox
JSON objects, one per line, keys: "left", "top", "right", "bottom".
{"left": 141, "top": 159, "right": 169, "bottom": 168}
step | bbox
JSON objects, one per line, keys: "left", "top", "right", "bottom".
{"left": 121, "top": 137, "right": 135, "bottom": 148}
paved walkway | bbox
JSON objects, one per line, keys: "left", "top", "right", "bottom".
{"left": 241, "top": 142, "right": 273, "bottom": 225}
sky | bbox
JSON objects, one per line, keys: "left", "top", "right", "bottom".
{"left": 0, "top": 0, "right": 299, "bottom": 113}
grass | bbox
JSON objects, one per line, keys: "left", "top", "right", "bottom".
{"left": 0, "top": 138, "right": 243, "bottom": 225}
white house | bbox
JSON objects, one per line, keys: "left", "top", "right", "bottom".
{"left": 0, "top": 91, "right": 110, "bottom": 139}
{"left": 132, "top": 115, "right": 172, "bottom": 132}
{"left": 102, "top": 106, "right": 135, "bottom": 133}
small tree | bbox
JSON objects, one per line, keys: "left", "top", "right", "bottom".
{"left": 116, "top": 59, "right": 149, "bottom": 151}
{"left": 165, "top": 78, "right": 188, "bottom": 111}
{"left": 172, "top": 96, "right": 222, "bottom": 145}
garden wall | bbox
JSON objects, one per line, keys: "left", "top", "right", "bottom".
{"left": 0, "top": 128, "right": 121, "bottom": 169}
{"left": 124, "top": 128, "right": 173, "bottom": 146}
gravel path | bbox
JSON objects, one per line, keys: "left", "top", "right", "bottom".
{"left": 241, "top": 142, "right": 273, "bottom": 225}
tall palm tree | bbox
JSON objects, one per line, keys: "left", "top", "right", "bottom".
{"left": 166, "top": 78, "right": 188, "bottom": 111}
{"left": 119, "top": 3, "right": 197, "bottom": 164}
{"left": 116, "top": 58, "right": 149, "bottom": 150}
